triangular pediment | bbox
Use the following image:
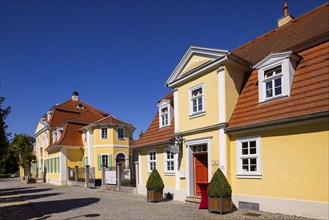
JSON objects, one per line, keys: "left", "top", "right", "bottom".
{"left": 166, "top": 46, "right": 228, "bottom": 86}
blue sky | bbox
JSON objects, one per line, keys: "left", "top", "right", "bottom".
{"left": 1, "top": 0, "right": 327, "bottom": 139}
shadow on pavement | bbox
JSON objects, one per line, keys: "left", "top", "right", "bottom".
{"left": 1, "top": 193, "right": 62, "bottom": 203}
{"left": 1, "top": 188, "right": 53, "bottom": 196}
{"left": 0, "top": 197, "right": 100, "bottom": 220}
{"left": 0, "top": 186, "right": 34, "bottom": 192}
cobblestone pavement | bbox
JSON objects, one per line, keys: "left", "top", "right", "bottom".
{"left": 0, "top": 179, "right": 317, "bottom": 220}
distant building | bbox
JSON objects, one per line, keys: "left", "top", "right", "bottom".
{"left": 134, "top": 2, "right": 328, "bottom": 219}
{"left": 34, "top": 92, "right": 135, "bottom": 185}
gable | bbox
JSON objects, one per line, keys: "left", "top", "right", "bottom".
{"left": 179, "top": 55, "right": 213, "bottom": 77}
{"left": 166, "top": 46, "right": 228, "bottom": 87}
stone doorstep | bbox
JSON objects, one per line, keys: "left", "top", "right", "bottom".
{"left": 185, "top": 196, "right": 201, "bottom": 204}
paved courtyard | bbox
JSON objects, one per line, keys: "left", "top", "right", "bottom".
{"left": 0, "top": 178, "right": 316, "bottom": 220}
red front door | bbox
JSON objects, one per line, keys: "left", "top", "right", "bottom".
{"left": 194, "top": 153, "right": 208, "bottom": 196}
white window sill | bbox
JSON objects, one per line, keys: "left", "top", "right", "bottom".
{"left": 260, "top": 95, "right": 288, "bottom": 104}
{"left": 237, "top": 174, "right": 262, "bottom": 179}
{"left": 160, "top": 124, "right": 170, "bottom": 129}
{"left": 189, "top": 111, "right": 206, "bottom": 119}
{"left": 164, "top": 172, "right": 175, "bottom": 176}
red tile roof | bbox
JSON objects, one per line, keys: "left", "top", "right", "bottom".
{"left": 133, "top": 92, "right": 174, "bottom": 147}
{"left": 228, "top": 41, "right": 329, "bottom": 129}
{"left": 232, "top": 3, "right": 329, "bottom": 65}
{"left": 54, "top": 99, "right": 109, "bottom": 117}
{"left": 93, "top": 115, "right": 131, "bottom": 125}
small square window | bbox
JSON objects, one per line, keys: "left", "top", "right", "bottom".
{"left": 118, "top": 128, "right": 124, "bottom": 139}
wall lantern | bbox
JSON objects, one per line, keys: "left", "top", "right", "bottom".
{"left": 169, "top": 133, "right": 184, "bottom": 154}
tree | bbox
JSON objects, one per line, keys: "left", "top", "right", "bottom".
{"left": 10, "top": 134, "right": 36, "bottom": 178}
{"left": 0, "top": 97, "right": 11, "bottom": 174}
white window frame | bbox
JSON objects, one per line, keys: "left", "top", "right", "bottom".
{"left": 117, "top": 127, "right": 125, "bottom": 140}
{"left": 264, "top": 65, "right": 283, "bottom": 99}
{"left": 164, "top": 148, "right": 175, "bottom": 174}
{"left": 160, "top": 107, "right": 169, "bottom": 127}
{"left": 236, "top": 136, "right": 262, "bottom": 179}
{"left": 147, "top": 149, "right": 157, "bottom": 172}
{"left": 157, "top": 99, "right": 172, "bottom": 128}
{"left": 254, "top": 51, "right": 300, "bottom": 103}
{"left": 100, "top": 127, "right": 108, "bottom": 140}
{"left": 101, "top": 154, "right": 109, "bottom": 167}
{"left": 189, "top": 83, "right": 205, "bottom": 117}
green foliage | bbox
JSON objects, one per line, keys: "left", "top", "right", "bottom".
{"left": 10, "top": 134, "right": 36, "bottom": 178}
{"left": 0, "top": 174, "right": 10, "bottom": 178}
{"left": 207, "top": 168, "right": 232, "bottom": 198}
{"left": 0, "top": 97, "right": 12, "bottom": 174}
{"left": 146, "top": 169, "right": 164, "bottom": 191}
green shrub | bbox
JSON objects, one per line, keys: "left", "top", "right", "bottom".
{"left": 207, "top": 168, "right": 232, "bottom": 198}
{"left": 146, "top": 169, "right": 164, "bottom": 191}
{"left": 0, "top": 174, "right": 10, "bottom": 178}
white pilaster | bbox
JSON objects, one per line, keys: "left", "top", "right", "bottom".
{"left": 138, "top": 151, "right": 142, "bottom": 185}
{"left": 173, "top": 89, "right": 179, "bottom": 133}
{"left": 175, "top": 152, "right": 180, "bottom": 190}
{"left": 60, "top": 148, "right": 67, "bottom": 183}
{"left": 218, "top": 66, "right": 227, "bottom": 176}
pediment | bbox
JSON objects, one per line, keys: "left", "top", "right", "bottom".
{"left": 166, "top": 46, "right": 228, "bottom": 86}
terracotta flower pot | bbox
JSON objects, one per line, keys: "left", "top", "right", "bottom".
{"left": 208, "top": 196, "right": 232, "bottom": 214}
{"left": 147, "top": 190, "right": 163, "bottom": 203}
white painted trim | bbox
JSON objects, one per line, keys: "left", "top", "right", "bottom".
{"left": 100, "top": 126, "right": 108, "bottom": 140}
{"left": 233, "top": 194, "right": 329, "bottom": 219}
{"left": 60, "top": 148, "right": 67, "bottom": 183}
{"left": 175, "top": 151, "right": 180, "bottom": 190}
{"left": 185, "top": 137, "right": 212, "bottom": 196}
{"left": 189, "top": 83, "right": 205, "bottom": 117}
{"left": 236, "top": 136, "right": 262, "bottom": 177}
{"left": 218, "top": 67, "right": 226, "bottom": 123}
{"left": 147, "top": 149, "right": 157, "bottom": 172}
{"left": 114, "top": 151, "right": 128, "bottom": 167}
{"left": 219, "top": 128, "right": 227, "bottom": 176}
{"left": 163, "top": 147, "right": 175, "bottom": 174}
{"left": 166, "top": 46, "right": 228, "bottom": 86}
{"left": 173, "top": 90, "right": 179, "bottom": 133}
{"left": 93, "top": 144, "right": 129, "bottom": 148}
{"left": 138, "top": 151, "right": 142, "bottom": 185}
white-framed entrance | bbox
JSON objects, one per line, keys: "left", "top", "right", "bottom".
{"left": 185, "top": 137, "right": 212, "bottom": 197}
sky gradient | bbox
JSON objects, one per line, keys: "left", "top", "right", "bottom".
{"left": 1, "top": 0, "right": 327, "bottom": 139}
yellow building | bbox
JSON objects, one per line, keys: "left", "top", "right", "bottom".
{"left": 135, "top": 3, "right": 328, "bottom": 219}
{"left": 34, "top": 92, "right": 135, "bottom": 185}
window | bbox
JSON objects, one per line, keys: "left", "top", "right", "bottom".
{"left": 189, "top": 84, "right": 205, "bottom": 117}
{"left": 101, "top": 127, "right": 108, "bottom": 139}
{"left": 192, "top": 144, "right": 207, "bottom": 152}
{"left": 148, "top": 150, "right": 156, "bottom": 172}
{"left": 164, "top": 149, "right": 175, "bottom": 173}
{"left": 160, "top": 107, "right": 169, "bottom": 127}
{"left": 236, "top": 136, "right": 261, "bottom": 178}
{"left": 157, "top": 99, "right": 172, "bottom": 128}
{"left": 264, "top": 66, "right": 282, "bottom": 98}
{"left": 117, "top": 128, "right": 124, "bottom": 139}
{"left": 255, "top": 51, "right": 301, "bottom": 103}
{"left": 101, "top": 155, "right": 108, "bottom": 166}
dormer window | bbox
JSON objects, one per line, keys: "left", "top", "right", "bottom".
{"left": 160, "top": 107, "right": 169, "bottom": 127}
{"left": 254, "top": 51, "right": 301, "bottom": 103}
{"left": 264, "top": 66, "right": 282, "bottom": 98}
{"left": 157, "top": 99, "right": 173, "bottom": 128}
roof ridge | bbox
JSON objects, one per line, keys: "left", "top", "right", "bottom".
{"left": 232, "top": 2, "right": 329, "bottom": 52}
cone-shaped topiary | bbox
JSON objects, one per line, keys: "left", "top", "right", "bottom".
{"left": 207, "top": 168, "right": 232, "bottom": 198}
{"left": 146, "top": 169, "right": 164, "bottom": 191}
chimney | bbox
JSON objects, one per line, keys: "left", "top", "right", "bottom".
{"left": 72, "top": 91, "right": 79, "bottom": 101}
{"left": 278, "top": 1, "right": 294, "bottom": 27}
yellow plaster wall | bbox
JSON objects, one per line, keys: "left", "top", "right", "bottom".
{"left": 93, "top": 128, "right": 114, "bottom": 145}
{"left": 224, "top": 65, "right": 245, "bottom": 122}
{"left": 66, "top": 149, "right": 83, "bottom": 168}
{"left": 177, "top": 69, "right": 219, "bottom": 132}
{"left": 93, "top": 147, "right": 114, "bottom": 178}
{"left": 113, "top": 127, "right": 131, "bottom": 146}
{"left": 180, "top": 55, "right": 213, "bottom": 76}
{"left": 229, "top": 122, "right": 329, "bottom": 202}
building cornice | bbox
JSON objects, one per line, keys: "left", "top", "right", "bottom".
{"left": 226, "top": 111, "right": 329, "bottom": 135}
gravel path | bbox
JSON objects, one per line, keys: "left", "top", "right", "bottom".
{"left": 0, "top": 179, "right": 317, "bottom": 220}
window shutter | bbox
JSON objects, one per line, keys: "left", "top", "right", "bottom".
{"left": 98, "top": 155, "right": 101, "bottom": 170}
{"left": 57, "top": 157, "right": 60, "bottom": 173}
{"left": 54, "top": 158, "right": 57, "bottom": 173}
{"left": 108, "top": 154, "right": 112, "bottom": 168}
